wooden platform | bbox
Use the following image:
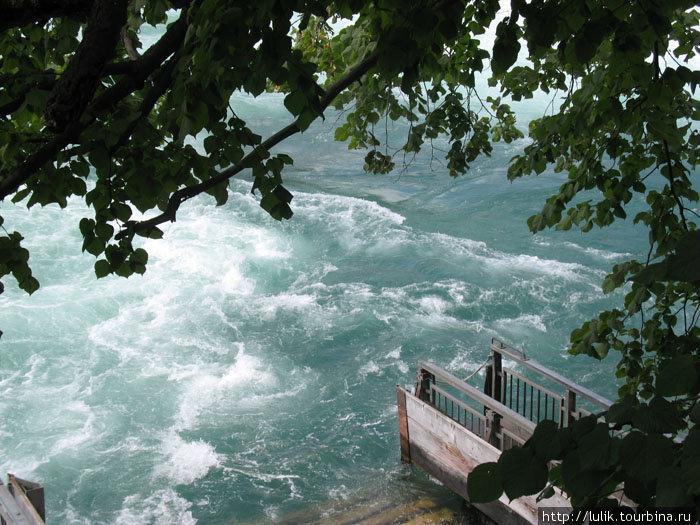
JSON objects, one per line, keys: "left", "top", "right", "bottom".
{"left": 397, "top": 338, "right": 613, "bottom": 525}
{"left": 0, "top": 474, "right": 45, "bottom": 525}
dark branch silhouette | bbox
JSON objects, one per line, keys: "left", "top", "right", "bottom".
{"left": 115, "top": 49, "right": 382, "bottom": 240}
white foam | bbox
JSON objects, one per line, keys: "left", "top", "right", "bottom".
{"left": 417, "top": 296, "right": 449, "bottom": 314}
{"left": 175, "top": 348, "right": 274, "bottom": 431}
{"left": 448, "top": 352, "right": 484, "bottom": 374}
{"left": 114, "top": 489, "right": 196, "bottom": 525}
{"left": 257, "top": 293, "right": 317, "bottom": 319}
{"left": 497, "top": 314, "right": 548, "bottom": 332}
{"left": 291, "top": 191, "right": 408, "bottom": 251}
{"left": 373, "top": 310, "right": 394, "bottom": 324}
{"left": 49, "top": 400, "right": 100, "bottom": 455}
{"left": 385, "top": 347, "right": 401, "bottom": 359}
{"left": 490, "top": 253, "right": 589, "bottom": 281}
{"left": 562, "top": 242, "right": 632, "bottom": 261}
{"left": 358, "top": 360, "right": 381, "bottom": 378}
{"left": 157, "top": 433, "right": 222, "bottom": 485}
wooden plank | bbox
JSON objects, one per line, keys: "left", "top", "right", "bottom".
{"left": 8, "top": 477, "right": 44, "bottom": 525}
{"left": 417, "top": 361, "right": 537, "bottom": 435}
{"left": 401, "top": 389, "right": 571, "bottom": 525}
{"left": 0, "top": 483, "right": 25, "bottom": 525}
{"left": 499, "top": 412, "right": 534, "bottom": 444}
{"left": 490, "top": 342, "right": 612, "bottom": 409}
{"left": 8, "top": 476, "right": 43, "bottom": 524}
{"left": 396, "top": 386, "right": 411, "bottom": 462}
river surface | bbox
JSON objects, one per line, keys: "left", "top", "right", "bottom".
{"left": 0, "top": 24, "right": 655, "bottom": 525}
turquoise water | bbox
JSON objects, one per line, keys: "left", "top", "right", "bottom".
{"left": 0, "top": 81, "right": 653, "bottom": 523}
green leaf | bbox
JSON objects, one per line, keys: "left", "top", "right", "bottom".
{"left": 270, "top": 202, "right": 293, "bottom": 221}
{"left": 499, "top": 446, "right": 548, "bottom": 500}
{"left": 260, "top": 193, "right": 281, "bottom": 214}
{"left": 79, "top": 218, "right": 95, "bottom": 236}
{"left": 605, "top": 395, "right": 639, "bottom": 426}
{"left": 561, "top": 450, "right": 610, "bottom": 501}
{"left": 296, "top": 107, "right": 317, "bottom": 131}
{"left": 656, "top": 354, "right": 697, "bottom": 397}
{"left": 115, "top": 261, "right": 133, "bottom": 277}
{"left": 85, "top": 237, "right": 105, "bottom": 256}
{"left": 21, "top": 276, "right": 40, "bottom": 295}
{"left": 631, "top": 397, "right": 683, "bottom": 434}
{"left": 467, "top": 462, "right": 503, "bottom": 503}
{"left": 656, "top": 467, "right": 693, "bottom": 506}
{"left": 273, "top": 185, "right": 293, "bottom": 203}
{"left": 577, "top": 423, "right": 612, "bottom": 471}
{"left": 113, "top": 203, "right": 132, "bottom": 222}
{"left": 139, "top": 227, "right": 163, "bottom": 240}
{"left": 284, "top": 90, "right": 307, "bottom": 116}
{"left": 95, "top": 222, "right": 114, "bottom": 241}
{"left": 666, "top": 231, "right": 700, "bottom": 282}
{"left": 690, "top": 402, "right": 700, "bottom": 425}
{"left": 94, "top": 259, "right": 111, "bottom": 278}
{"left": 335, "top": 124, "right": 350, "bottom": 141}
{"left": 11, "top": 188, "right": 31, "bottom": 203}
{"left": 529, "top": 420, "right": 570, "bottom": 461}
{"left": 132, "top": 248, "right": 148, "bottom": 265}
{"left": 491, "top": 20, "right": 520, "bottom": 75}
{"left": 681, "top": 429, "right": 700, "bottom": 495}
{"left": 89, "top": 147, "right": 111, "bottom": 174}
{"left": 621, "top": 432, "right": 674, "bottom": 484}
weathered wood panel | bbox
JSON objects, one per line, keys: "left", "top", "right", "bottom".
{"left": 396, "top": 387, "right": 411, "bottom": 462}
{"left": 8, "top": 476, "right": 44, "bottom": 525}
{"left": 400, "top": 388, "right": 570, "bottom": 525}
{"left": 0, "top": 476, "right": 44, "bottom": 525}
{"left": 0, "top": 484, "right": 27, "bottom": 525}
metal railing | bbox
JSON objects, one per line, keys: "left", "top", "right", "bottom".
{"left": 488, "top": 338, "right": 612, "bottom": 429}
{"left": 431, "top": 383, "right": 486, "bottom": 438}
{"left": 414, "top": 338, "right": 613, "bottom": 451}
{"left": 416, "top": 360, "right": 537, "bottom": 451}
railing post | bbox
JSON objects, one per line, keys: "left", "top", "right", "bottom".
{"left": 491, "top": 348, "right": 502, "bottom": 403}
{"left": 485, "top": 410, "right": 502, "bottom": 449}
{"left": 415, "top": 368, "right": 434, "bottom": 403}
{"left": 564, "top": 390, "right": 577, "bottom": 427}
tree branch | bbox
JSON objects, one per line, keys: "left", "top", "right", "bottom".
{"left": 0, "top": 0, "right": 93, "bottom": 32}
{"left": 109, "top": 53, "right": 181, "bottom": 155}
{"left": 120, "top": 27, "right": 141, "bottom": 60}
{"left": 116, "top": 48, "right": 382, "bottom": 240}
{"left": 663, "top": 138, "right": 689, "bottom": 231}
{"left": 91, "top": 14, "right": 187, "bottom": 112}
{"left": 44, "top": 0, "right": 128, "bottom": 132}
{"left": 0, "top": 75, "right": 56, "bottom": 116}
{"left": 0, "top": 11, "right": 188, "bottom": 201}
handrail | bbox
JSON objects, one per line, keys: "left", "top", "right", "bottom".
{"left": 503, "top": 366, "right": 563, "bottom": 403}
{"left": 418, "top": 360, "right": 537, "bottom": 434}
{"left": 432, "top": 384, "right": 486, "bottom": 422}
{"left": 490, "top": 338, "right": 612, "bottom": 409}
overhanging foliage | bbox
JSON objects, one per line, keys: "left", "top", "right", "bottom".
{"left": 0, "top": 0, "right": 699, "bottom": 511}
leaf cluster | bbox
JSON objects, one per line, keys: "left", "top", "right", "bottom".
{"left": 1, "top": 0, "right": 700, "bottom": 513}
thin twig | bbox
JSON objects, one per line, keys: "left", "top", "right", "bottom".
{"left": 116, "top": 48, "right": 382, "bottom": 239}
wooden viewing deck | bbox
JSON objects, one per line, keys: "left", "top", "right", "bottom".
{"left": 0, "top": 474, "right": 45, "bottom": 525}
{"left": 396, "top": 338, "right": 613, "bottom": 525}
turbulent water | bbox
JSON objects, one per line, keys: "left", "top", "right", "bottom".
{"left": 0, "top": 27, "right": 655, "bottom": 525}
